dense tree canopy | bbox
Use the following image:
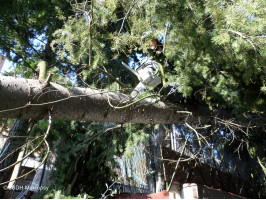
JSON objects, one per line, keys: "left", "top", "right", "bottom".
{"left": 49, "top": 0, "right": 266, "bottom": 114}
{"left": 1, "top": 0, "right": 265, "bottom": 114}
{"left": 0, "top": 0, "right": 265, "bottom": 198}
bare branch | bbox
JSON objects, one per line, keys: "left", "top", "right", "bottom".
{"left": 118, "top": 0, "right": 139, "bottom": 35}
{"left": 167, "top": 137, "right": 188, "bottom": 191}
{"left": 0, "top": 111, "right": 52, "bottom": 185}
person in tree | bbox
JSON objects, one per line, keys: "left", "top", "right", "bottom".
{"left": 145, "top": 39, "right": 184, "bottom": 103}
{"left": 146, "top": 39, "right": 198, "bottom": 104}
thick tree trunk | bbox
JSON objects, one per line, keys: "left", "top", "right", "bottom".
{"left": 0, "top": 76, "right": 263, "bottom": 126}
{"left": 0, "top": 119, "right": 30, "bottom": 198}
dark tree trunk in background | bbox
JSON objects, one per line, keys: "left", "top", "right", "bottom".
{"left": 0, "top": 119, "right": 30, "bottom": 198}
{"left": 147, "top": 125, "right": 166, "bottom": 193}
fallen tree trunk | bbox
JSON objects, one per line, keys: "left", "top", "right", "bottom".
{"left": 0, "top": 76, "right": 263, "bottom": 126}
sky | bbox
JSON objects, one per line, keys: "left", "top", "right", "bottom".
{"left": 0, "top": 32, "right": 46, "bottom": 75}
{"left": 0, "top": 58, "right": 14, "bottom": 75}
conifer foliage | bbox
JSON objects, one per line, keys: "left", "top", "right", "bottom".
{"left": 0, "top": 0, "right": 265, "bottom": 198}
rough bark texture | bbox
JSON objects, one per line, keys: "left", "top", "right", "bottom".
{"left": 0, "top": 76, "right": 263, "bottom": 126}
{"left": 0, "top": 119, "right": 30, "bottom": 198}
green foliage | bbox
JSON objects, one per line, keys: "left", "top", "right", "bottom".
{"left": 51, "top": 1, "right": 137, "bottom": 89}
{"left": 1, "top": 0, "right": 265, "bottom": 112}
{"left": 41, "top": 189, "right": 93, "bottom": 199}
{"left": 49, "top": 0, "right": 266, "bottom": 114}
{"left": 0, "top": 118, "right": 14, "bottom": 132}
{"left": 122, "top": 124, "right": 150, "bottom": 159}
{"left": 51, "top": 1, "right": 117, "bottom": 66}
{"left": 1, "top": 0, "right": 265, "bottom": 198}
{"left": 0, "top": 0, "right": 77, "bottom": 78}
{"left": 258, "top": 157, "right": 266, "bottom": 175}
{"left": 35, "top": 121, "right": 150, "bottom": 198}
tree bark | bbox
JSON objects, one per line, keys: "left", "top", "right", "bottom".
{"left": 0, "top": 119, "right": 30, "bottom": 198}
{"left": 0, "top": 76, "right": 264, "bottom": 126}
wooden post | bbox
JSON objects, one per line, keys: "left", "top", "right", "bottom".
{"left": 7, "top": 148, "right": 25, "bottom": 189}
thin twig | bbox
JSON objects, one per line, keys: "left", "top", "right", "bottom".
{"left": 0, "top": 135, "right": 34, "bottom": 139}
{"left": 0, "top": 112, "right": 51, "bottom": 172}
{"left": 0, "top": 137, "right": 50, "bottom": 186}
{"left": 81, "top": 124, "right": 122, "bottom": 145}
{"left": 0, "top": 134, "right": 46, "bottom": 164}
{"left": 167, "top": 137, "right": 188, "bottom": 191}
{"left": 144, "top": 147, "right": 200, "bottom": 164}
{"left": 0, "top": 111, "right": 51, "bottom": 185}
{"left": 163, "top": 22, "right": 169, "bottom": 54}
{"left": 214, "top": 117, "right": 256, "bottom": 128}
{"left": 88, "top": 0, "right": 93, "bottom": 67}
{"left": 101, "top": 180, "right": 120, "bottom": 199}
{"left": 96, "top": 66, "right": 127, "bottom": 88}
{"left": 221, "top": 29, "right": 258, "bottom": 52}
{"left": 176, "top": 111, "right": 192, "bottom": 115}
{"left": 185, "top": 122, "right": 210, "bottom": 147}
{"left": 118, "top": 0, "right": 139, "bottom": 35}
{"left": 0, "top": 90, "right": 122, "bottom": 114}
{"left": 107, "top": 92, "right": 158, "bottom": 109}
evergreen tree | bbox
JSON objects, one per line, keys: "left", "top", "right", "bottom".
{"left": 0, "top": 0, "right": 265, "bottom": 198}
